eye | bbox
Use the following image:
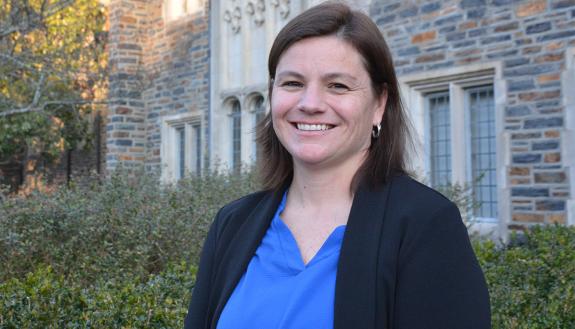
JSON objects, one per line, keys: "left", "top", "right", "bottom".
{"left": 328, "top": 82, "right": 350, "bottom": 92}
{"left": 280, "top": 81, "right": 303, "bottom": 89}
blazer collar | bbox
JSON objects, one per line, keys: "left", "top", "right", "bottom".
{"left": 211, "top": 188, "right": 285, "bottom": 328}
{"left": 210, "top": 180, "right": 392, "bottom": 329}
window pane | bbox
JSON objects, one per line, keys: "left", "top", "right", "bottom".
{"left": 231, "top": 100, "right": 242, "bottom": 171}
{"left": 176, "top": 127, "right": 185, "bottom": 180}
{"left": 192, "top": 124, "right": 201, "bottom": 174}
{"left": 468, "top": 85, "right": 497, "bottom": 219}
{"left": 253, "top": 95, "right": 265, "bottom": 161}
{"left": 427, "top": 92, "right": 451, "bottom": 187}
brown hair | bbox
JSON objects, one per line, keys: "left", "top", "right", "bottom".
{"left": 257, "top": 1, "right": 412, "bottom": 191}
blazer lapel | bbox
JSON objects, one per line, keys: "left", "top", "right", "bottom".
{"left": 334, "top": 181, "right": 391, "bottom": 329}
{"left": 210, "top": 189, "right": 284, "bottom": 329}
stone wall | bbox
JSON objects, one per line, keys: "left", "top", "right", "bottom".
{"left": 107, "top": 0, "right": 149, "bottom": 171}
{"left": 142, "top": 0, "right": 210, "bottom": 173}
{"left": 106, "top": 0, "right": 210, "bottom": 174}
{"left": 369, "top": 0, "right": 575, "bottom": 230}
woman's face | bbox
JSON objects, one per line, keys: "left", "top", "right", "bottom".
{"left": 271, "top": 36, "right": 386, "bottom": 170}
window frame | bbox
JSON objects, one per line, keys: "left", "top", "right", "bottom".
{"left": 161, "top": 113, "right": 203, "bottom": 182}
{"left": 399, "top": 62, "right": 508, "bottom": 238}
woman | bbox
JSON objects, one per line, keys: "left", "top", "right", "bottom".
{"left": 185, "top": 2, "right": 491, "bottom": 329}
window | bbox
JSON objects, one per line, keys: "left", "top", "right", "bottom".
{"left": 425, "top": 86, "right": 497, "bottom": 220}
{"left": 161, "top": 114, "right": 203, "bottom": 182}
{"left": 252, "top": 94, "right": 266, "bottom": 160}
{"left": 427, "top": 92, "right": 451, "bottom": 187}
{"left": 176, "top": 127, "right": 186, "bottom": 180}
{"left": 231, "top": 99, "right": 242, "bottom": 171}
{"left": 400, "top": 63, "right": 505, "bottom": 226}
{"left": 164, "top": 0, "right": 203, "bottom": 21}
{"left": 467, "top": 86, "right": 497, "bottom": 219}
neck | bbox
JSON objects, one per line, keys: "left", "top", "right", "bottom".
{"left": 288, "top": 155, "right": 364, "bottom": 209}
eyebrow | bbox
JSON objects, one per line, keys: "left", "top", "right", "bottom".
{"left": 275, "top": 71, "right": 359, "bottom": 82}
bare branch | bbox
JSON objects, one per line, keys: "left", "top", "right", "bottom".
{"left": 0, "top": 100, "right": 108, "bottom": 118}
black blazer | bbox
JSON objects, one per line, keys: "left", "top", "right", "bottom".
{"left": 184, "top": 175, "right": 491, "bottom": 329}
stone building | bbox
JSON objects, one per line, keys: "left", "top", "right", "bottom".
{"left": 106, "top": 0, "right": 575, "bottom": 239}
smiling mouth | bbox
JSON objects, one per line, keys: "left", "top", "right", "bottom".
{"left": 296, "top": 123, "right": 334, "bottom": 131}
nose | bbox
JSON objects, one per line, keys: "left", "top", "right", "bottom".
{"left": 297, "top": 83, "right": 325, "bottom": 113}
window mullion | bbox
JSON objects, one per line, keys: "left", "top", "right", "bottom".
{"left": 450, "top": 82, "right": 466, "bottom": 185}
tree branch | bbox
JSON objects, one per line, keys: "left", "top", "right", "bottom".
{"left": 0, "top": 100, "right": 108, "bottom": 117}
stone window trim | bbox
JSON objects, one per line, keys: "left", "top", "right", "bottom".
{"left": 564, "top": 47, "right": 575, "bottom": 226}
{"left": 218, "top": 88, "right": 268, "bottom": 168}
{"left": 160, "top": 112, "right": 203, "bottom": 183}
{"left": 163, "top": 0, "right": 204, "bottom": 22}
{"left": 399, "top": 62, "right": 508, "bottom": 239}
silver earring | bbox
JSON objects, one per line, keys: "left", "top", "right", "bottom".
{"left": 372, "top": 123, "right": 381, "bottom": 138}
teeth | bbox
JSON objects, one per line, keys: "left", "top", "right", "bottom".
{"left": 297, "top": 123, "right": 331, "bottom": 131}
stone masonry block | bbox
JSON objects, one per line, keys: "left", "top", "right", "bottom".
{"left": 552, "top": 0, "right": 575, "bottom": 9}
{"left": 411, "top": 31, "right": 437, "bottom": 44}
{"left": 544, "top": 153, "right": 561, "bottom": 163}
{"left": 534, "top": 172, "right": 566, "bottom": 183}
{"left": 415, "top": 53, "right": 445, "bottom": 63}
{"left": 517, "top": 0, "right": 547, "bottom": 17}
{"left": 513, "top": 153, "right": 542, "bottom": 163}
{"left": 421, "top": 2, "right": 440, "bottom": 13}
{"left": 510, "top": 167, "right": 530, "bottom": 176}
{"left": 399, "top": 6, "right": 418, "bottom": 18}
{"left": 508, "top": 79, "right": 535, "bottom": 92}
{"left": 505, "top": 58, "right": 530, "bottom": 68}
{"left": 435, "top": 14, "right": 463, "bottom": 26}
{"left": 376, "top": 15, "right": 396, "bottom": 25}
{"left": 461, "top": 0, "right": 486, "bottom": 8}
{"left": 481, "top": 35, "right": 511, "bottom": 45}
{"left": 532, "top": 140, "right": 559, "bottom": 151}
{"left": 524, "top": 117, "right": 563, "bottom": 129}
{"left": 526, "top": 22, "right": 552, "bottom": 34}
{"left": 446, "top": 32, "right": 466, "bottom": 41}
{"left": 512, "top": 213, "right": 544, "bottom": 222}
{"left": 536, "top": 199, "right": 566, "bottom": 211}
{"left": 548, "top": 213, "right": 566, "bottom": 224}
{"left": 468, "top": 28, "right": 487, "bottom": 37}
{"left": 537, "top": 30, "right": 575, "bottom": 42}
{"left": 506, "top": 105, "right": 531, "bottom": 116}
{"left": 518, "top": 90, "right": 561, "bottom": 102}
{"left": 512, "top": 132, "right": 542, "bottom": 139}
{"left": 494, "top": 22, "right": 519, "bottom": 32}
{"left": 467, "top": 8, "right": 486, "bottom": 19}
{"left": 492, "top": 0, "right": 514, "bottom": 5}
{"left": 511, "top": 187, "right": 549, "bottom": 197}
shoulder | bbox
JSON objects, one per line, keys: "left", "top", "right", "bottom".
{"left": 211, "top": 189, "right": 276, "bottom": 238}
{"left": 216, "top": 190, "right": 270, "bottom": 219}
{"left": 388, "top": 175, "right": 455, "bottom": 210}
{"left": 385, "top": 175, "right": 460, "bottom": 228}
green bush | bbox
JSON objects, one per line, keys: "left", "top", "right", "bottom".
{"left": 0, "top": 263, "right": 195, "bottom": 328}
{"left": 474, "top": 225, "right": 575, "bottom": 329}
{"left": 1, "top": 169, "right": 574, "bottom": 327}
{"left": 0, "top": 167, "right": 258, "bottom": 283}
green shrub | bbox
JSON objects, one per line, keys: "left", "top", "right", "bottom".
{"left": 474, "top": 225, "right": 575, "bottom": 329}
{"left": 0, "top": 167, "right": 258, "bottom": 283}
{"left": 0, "top": 262, "right": 195, "bottom": 328}
{"left": 1, "top": 168, "right": 574, "bottom": 327}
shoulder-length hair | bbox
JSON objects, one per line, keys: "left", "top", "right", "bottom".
{"left": 257, "top": 1, "right": 412, "bottom": 192}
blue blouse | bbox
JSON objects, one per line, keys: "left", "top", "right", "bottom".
{"left": 217, "top": 192, "right": 346, "bottom": 329}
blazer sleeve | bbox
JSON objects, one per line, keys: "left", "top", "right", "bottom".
{"left": 393, "top": 203, "right": 491, "bottom": 329}
{"left": 184, "top": 210, "right": 221, "bottom": 329}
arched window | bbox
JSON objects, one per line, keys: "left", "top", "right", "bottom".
{"left": 253, "top": 95, "right": 266, "bottom": 160}
{"left": 231, "top": 99, "right": 242, "bottom": 171}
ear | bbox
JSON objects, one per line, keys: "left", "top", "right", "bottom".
{"left": 372, "top": 88, "right": 387, "bottom": 126}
